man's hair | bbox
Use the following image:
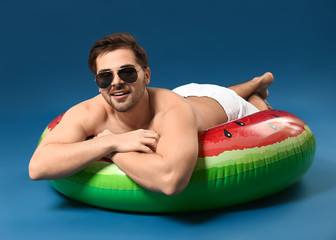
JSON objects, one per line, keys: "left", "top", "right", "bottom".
{"left": 88, "top": 33, "right": 148, "bottom": 75}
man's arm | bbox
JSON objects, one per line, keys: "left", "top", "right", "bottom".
{"left": 29, "top": 105, "right": 158, "bottom": 180}
{"left": 111, "top": 103, "right": 199, "bottom": 196}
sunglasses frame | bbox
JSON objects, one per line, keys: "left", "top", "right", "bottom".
{"left": 94, "top": 66, "right": 142, "bottom": 89}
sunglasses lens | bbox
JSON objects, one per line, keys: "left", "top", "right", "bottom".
{"left": 95, "top": 67, "right": 138, "bottom": 88}
{"left": 118, "top": 67, "right": 138, "bottom": 83}
{"left": 96, "top": 72, "right": 113, "bottom": 88}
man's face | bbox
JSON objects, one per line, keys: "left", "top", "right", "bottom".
{"left": 96, "top": 49, "right": 150, "bottom": 112}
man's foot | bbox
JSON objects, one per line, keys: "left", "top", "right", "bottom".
{"left": 252, "top": 72, "right": 274, "bottom": 99}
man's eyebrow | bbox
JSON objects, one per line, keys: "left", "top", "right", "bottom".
{"left": 120, "top": 64, "right": 135, "bottom": 68}
{"left": 98, "top": 64, "right": 135, "bottom": 73}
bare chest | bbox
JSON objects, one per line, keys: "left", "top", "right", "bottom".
{"left": 91, "top": 115, "right": 157, "bottom": 136}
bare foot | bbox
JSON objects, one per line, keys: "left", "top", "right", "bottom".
{"left": 252, "top": 72, "right": 274, "bottom": 99}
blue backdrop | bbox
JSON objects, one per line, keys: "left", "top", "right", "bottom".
{"left": 1, "top": 0, "right": 335, "bottom": 239}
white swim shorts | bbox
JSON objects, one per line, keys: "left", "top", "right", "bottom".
{"left": 172, "top": 83, "right": 259, "bottom": 122}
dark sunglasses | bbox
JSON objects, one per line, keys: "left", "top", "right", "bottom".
{"left": 95, "top": 66, "right": 142, "bottom": 89}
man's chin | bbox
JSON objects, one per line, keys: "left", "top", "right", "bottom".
{"left": 110, "top": 102, "right": 136, "bottom": 112}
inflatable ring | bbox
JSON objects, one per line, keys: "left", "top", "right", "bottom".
{"left": 38, "top": 110, "right": 315, "bottom": 213}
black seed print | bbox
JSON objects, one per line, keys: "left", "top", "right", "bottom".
{"left": 234, "top": 121, "right": 245, "bottom": 126}
{"left": 224, "top": 129, "right": 232, "bottom": 138}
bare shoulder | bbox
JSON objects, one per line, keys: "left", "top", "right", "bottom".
{"left": 148, "top": 87, "right": 192, "bottom": 112}
{"left": 64, "top": 94, "right": 105, "bottom": 118}
{"left": 148, "top": 87, "right": 198, "bottom": 132}
{"left": 148, "top": 87, "right": 189, "bottom": 109}
{"left": 148, "top": 88, "right": 199, "bottom": 171}
{"left": 63, "top": 95, "right": 108, "bottom": 134}
{"left": 46, "top": 94, "right": 108, "bottom": 142}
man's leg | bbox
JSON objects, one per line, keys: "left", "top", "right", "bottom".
{"left": 228, "top": 72, "right": 274, "bottom": 99}
{"left": 247, "top": 94, "right": 271, "bottom": 111}
{"left": 228, "top": 72, "right": 273, "bottom": 110}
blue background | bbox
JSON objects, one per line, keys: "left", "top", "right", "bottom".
{"left": 1, "top": 0, "right": 336, "bottom": 239}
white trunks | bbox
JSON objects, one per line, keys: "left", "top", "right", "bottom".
{"left": 172, "top": 83, "right": 259, "bottom": 122}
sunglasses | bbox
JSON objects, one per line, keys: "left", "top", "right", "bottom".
{"left": 95, "top": 66, "right": 142, "bottom": 89}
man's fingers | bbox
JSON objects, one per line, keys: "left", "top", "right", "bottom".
{"left": 144, "top": 131, "right": 159, "bottom": 139}
{"left": 139, "top": 145, "right": 154, "bottom": 153}
{"left": 142, "top": 131, "right": 159, "bottom": 150}
{"left": 141, "top": 138, "right": 157, "bottom": 152}
{"left": 109, "top": 129, "right": 160, "bottom": 153}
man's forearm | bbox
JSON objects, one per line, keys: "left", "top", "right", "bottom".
{"left": 112, "top": 152, "right": 178, "bottom": 194}
{"left": 29, "top": 137, "right": 114, "bottom": 180}
{"left": 29, "top": 129, "right": 160, "bottom": 181}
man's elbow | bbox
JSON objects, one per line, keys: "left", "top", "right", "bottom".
{"left": 29, "top": 164, "right": 39, "bottom": 181}
{"left": 161, "top": 174, "right": 189, "bottom": 196}
{"left": 28, "top": 160, "right": 44, "bottom": 181}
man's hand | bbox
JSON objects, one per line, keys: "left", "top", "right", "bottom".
{"left": 95, "top": 129, "right": 159, "bottom": 157}
{"left": 110, "top": 103, "right": 199, "bottom": 196}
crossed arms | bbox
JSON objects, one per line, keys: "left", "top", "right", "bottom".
{"left": 29, "top": 102, "right": 199, "bottom": 196}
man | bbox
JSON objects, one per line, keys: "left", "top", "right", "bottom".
{"left": 29, "top": 33, "right": 273, "bottom": 196}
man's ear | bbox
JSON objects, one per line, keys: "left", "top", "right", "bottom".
{"left": 144, "top": 67, "right": 151, "bottom": 85}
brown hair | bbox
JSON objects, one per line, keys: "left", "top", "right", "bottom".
{"left": 88, "top": 33, "right": 148, "bottom": 75}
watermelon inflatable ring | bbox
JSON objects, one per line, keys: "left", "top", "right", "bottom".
{"left": 38, "top": 110, "right": 316, "bottom": 213}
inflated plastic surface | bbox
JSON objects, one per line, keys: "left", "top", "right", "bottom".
{"left": 38, "top": 110, "right": 315, "bottom": 212}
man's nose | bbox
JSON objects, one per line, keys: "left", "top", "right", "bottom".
{"left": 112, "top": 73, "right": 124, "bottom": 86}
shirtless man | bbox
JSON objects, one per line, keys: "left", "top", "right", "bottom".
{"left": 29, "top": 33, "right": 273, "bottom": 196}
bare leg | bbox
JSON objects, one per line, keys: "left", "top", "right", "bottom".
{"left": 228, "top": 72, "right": 274, "bottom": 110}
{"left": 228, "top": 72, "right": 274, "bottom": 99}
{"left": 247, "top": 94, "right": 271, "bottom": 111}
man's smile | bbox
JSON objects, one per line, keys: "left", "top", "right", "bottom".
{"left": 111, "top": 90, "right": 130, "bottom": 99}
